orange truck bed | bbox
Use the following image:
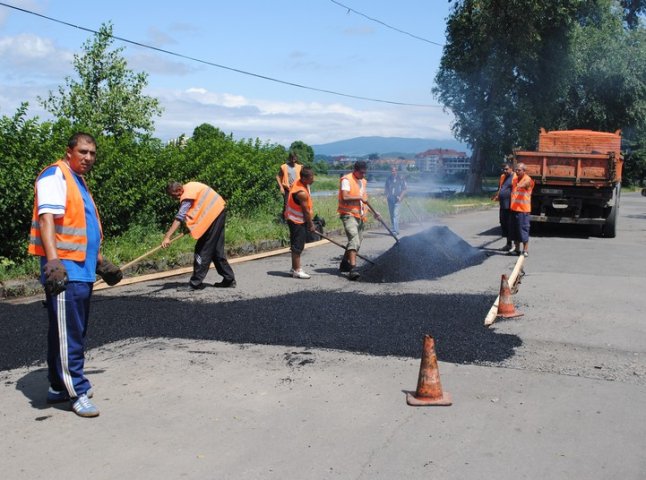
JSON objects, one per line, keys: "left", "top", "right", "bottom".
{"left": 513, "top": 128, "right": 623, "bottom": 237}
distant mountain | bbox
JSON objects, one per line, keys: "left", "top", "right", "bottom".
{"left": 311, "top": 136, "right": 469, "bottom": 157}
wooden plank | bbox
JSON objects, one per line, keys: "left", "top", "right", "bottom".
{"left": 94, "top": 239, "right": 330, "bottom": 291}
{"left": 484, "top": 255, "right": 525, "bottom": 327}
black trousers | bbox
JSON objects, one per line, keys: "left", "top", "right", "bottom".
{"left": 499, "top": 207, "right": 513, "bottom": 243}
{"left": 189, "top": 210, "right": 235, "bottom": 287}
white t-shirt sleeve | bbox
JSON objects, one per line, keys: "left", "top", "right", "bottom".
{"left": 35, "top": 166, "right": 67, "bottom": 217}
{"left": 340, "top": 178, "right": 351, "bottom": 192}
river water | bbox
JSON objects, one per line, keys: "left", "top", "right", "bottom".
{"left": 311, "top": 180, "right": 465, "bottom": 197}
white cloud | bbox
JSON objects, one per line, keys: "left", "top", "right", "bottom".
{"left": 150, "top": 86, "right": 454, "bottom": 146}
{"left": 0, "top": 33, "right": 73, "bottom": 78}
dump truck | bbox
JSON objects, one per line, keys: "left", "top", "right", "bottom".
{"left": 513, "top": 128, "right": 623, "bottom": 238}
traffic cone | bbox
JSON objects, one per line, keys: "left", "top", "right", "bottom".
{"left": 406, "top": 335, "right": 452, "bottom": 406}
{"left": 497, "top": 274, "right": 523, "bottom": 318}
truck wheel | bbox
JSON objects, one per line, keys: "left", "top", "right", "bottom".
{"left": 641, "top": 188, "right": 646, "bottom": 197}
{"left": 602, "top": 204, "right": 618, "bottom": 238}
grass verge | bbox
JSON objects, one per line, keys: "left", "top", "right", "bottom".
{"left": 0, "top": 194, "right": 492, "bottom": 295}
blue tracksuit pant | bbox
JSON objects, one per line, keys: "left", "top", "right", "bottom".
{"left": 46, "top": 281, "right": 93, "bottom": 398}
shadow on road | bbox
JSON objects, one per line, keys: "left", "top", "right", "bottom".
{"left": 1, "top": 290, "right": 521, "bottom": 372}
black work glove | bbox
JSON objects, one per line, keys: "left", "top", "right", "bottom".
{"left": 96, "top": 259, "right": 123, "bottom": 286}
{"left": 43, "top": 259, "right": 68, "bottom": 296}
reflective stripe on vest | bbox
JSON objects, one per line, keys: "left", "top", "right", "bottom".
{"left": 285, "top": 180, "right": 313, "bottom": 224}
{"left": 510, "top": 176, "right": 534, "bottom": 213}
{"left": 337, "top": 173, "right": 367, "bottom": 220}
{"left": 180, "top": 182, "right": 226, "bottom": 239}
{"left": 28, "top": 160, "right": 101, "bottom": 260}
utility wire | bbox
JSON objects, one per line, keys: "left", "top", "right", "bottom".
{"left": 0, "top": 2, "right": 442, "bottom": 108}
{"left": 329, "top": 0, "right": 444, "bottom": 47}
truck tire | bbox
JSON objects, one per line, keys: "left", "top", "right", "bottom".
{"left": 602, "top": 205, "right": 617, "bottom": 238}
{"left": 602, "top": 186, "right": 620, "bottom": 238}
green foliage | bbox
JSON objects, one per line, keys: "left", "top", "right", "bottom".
{"left": 288, "top": 140, "right": 314, "bottom": 167}
{"left": 39, "top": 22, "right": 162, "bottom": 138}
{"left": 562, "top": 6, "right": 646, "bottom": 139}
{"left": 172, "top": 125, "right": 285, "bottom": 215}
{"left": 0, "top": 105, "right": 68, "bottom": 259}
{"left": 87, "top": 135, "right": 170, "bottom": 236}
{"left": 433, "top": 0, "right": 646, "bottom": 192}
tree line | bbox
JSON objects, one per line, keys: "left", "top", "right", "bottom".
{"left": 434, "top": 0, "right": 646, "bottom": 193}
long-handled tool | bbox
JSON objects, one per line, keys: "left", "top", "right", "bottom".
{"left": 315, "top": 230, "right": 375, "bottom": 265}
{"left": 95, "top": 233, "right": 185, "bottom": 285}
{"left": 365, "top": 201, "right": 400, "bottom": 244}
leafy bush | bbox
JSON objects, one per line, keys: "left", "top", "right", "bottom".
{"left": 0, "top": 106, "right": 70, "bottom": 259}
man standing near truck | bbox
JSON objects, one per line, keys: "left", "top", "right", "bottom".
{"left": 510, "top": 163, "right": 535, "bottom": 257}
{"left": 492, "top": 162, "right": 515, "bottom": 251}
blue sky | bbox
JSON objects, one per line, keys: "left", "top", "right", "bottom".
{"left": 0, "top": 0, "right": 455, "bottom": 146}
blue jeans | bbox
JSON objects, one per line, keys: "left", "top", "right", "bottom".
{"left": 387, "top": 197, "right": 401, "bottom": 234}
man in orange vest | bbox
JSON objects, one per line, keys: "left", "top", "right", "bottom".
{"left": 28, "top": 132, "right": 122, "bottom": 418}
{"left": 162, "top": 181, "right": 236, "bottom": 291}
{"left": 337, "top": 161, "right": 382, "bottom": 280}
{"left": 284, "top": 167, "right": 316, "bottom": 279}
{"left": 509, "top": 163, "right": 535, "bottom": 257}
{"left": 276, "top": 150, "right": 302, "bottom": 219}
{"left": 491, "top": 161, "right": 515, "bottom": 251}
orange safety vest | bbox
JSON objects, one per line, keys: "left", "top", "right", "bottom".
{"left": 279, "top": 163, "right": 302, "bottom": 190}
{"left": 510, "top": 175, "right": 534, "bottom": 213}
{"left": 180, "top": 182, "right": 226, "bottom": 239}
{"left": 284, "top": 179, "right": 313, "bottom": 224}
{"left": 337, "top": 172, "right": 368, "bottom": 220}
{"left": 28, "top": 160, "right": 102, "bottom": 261}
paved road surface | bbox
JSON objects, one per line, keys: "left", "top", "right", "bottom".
{"left": 1, "top": 193, "right": 645, "bottom": 479}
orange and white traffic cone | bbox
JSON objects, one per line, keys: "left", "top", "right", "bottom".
{"left": 406, "top": 335, "right": 452, "bottom": 406}
{"left": 497, "top": 274, "right": 523, "bottom": 318}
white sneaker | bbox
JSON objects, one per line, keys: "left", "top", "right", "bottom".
{"left": 292, "top": 269, "right": 311, "bottom": 279}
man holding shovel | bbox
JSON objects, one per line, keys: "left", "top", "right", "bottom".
{"left": 337, "top": 161, "right": 382, "bottom": 281}
{"left": 162, "top": 181, "right": 236, "bottom": 291}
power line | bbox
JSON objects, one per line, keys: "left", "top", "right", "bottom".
{"left": 0, "top": 2, "right": 442, "bottom": 108}
{"left": 329, "top": 0, "right": 445, "bottom": 47}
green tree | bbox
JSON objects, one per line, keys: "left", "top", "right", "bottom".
{"left": 434, "top": 0, "right": 645, "bottom": 193}
{"left": 39, "top": 22, "right": 162, "bottom": 138}
{"left": 621, "top": 0, "right": 646, "bottom": 29}
{"left": 560, "top": 5, "right": 646, "bottom": 158}
{"left": 434, "top": 0, "right": 585, "bottom": 193}
{"left": 288, "top": 140, "right": 314, "bottom": 167}
{"left": 0, "top": 106, "right": 69, "bottom": 260}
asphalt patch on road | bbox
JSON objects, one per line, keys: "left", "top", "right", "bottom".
{"left": 360, "top": 226, "right": 487, "bottom": 283}
{"left": 0, "top": 290, "right": 520, "bottom": 371}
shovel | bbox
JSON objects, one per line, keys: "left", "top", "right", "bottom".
{"left": 365, "top": 201, "right": 400, "bottom": 244}
{"left": 95, "top": 233, "right": 185, "bottom": 285}
{"left": 315, "top": 230, "right": 375, "bottom": 265}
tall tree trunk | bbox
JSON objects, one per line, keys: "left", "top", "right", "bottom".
{"left": 464, "top": 145, "right": 484, "bottom": 194}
